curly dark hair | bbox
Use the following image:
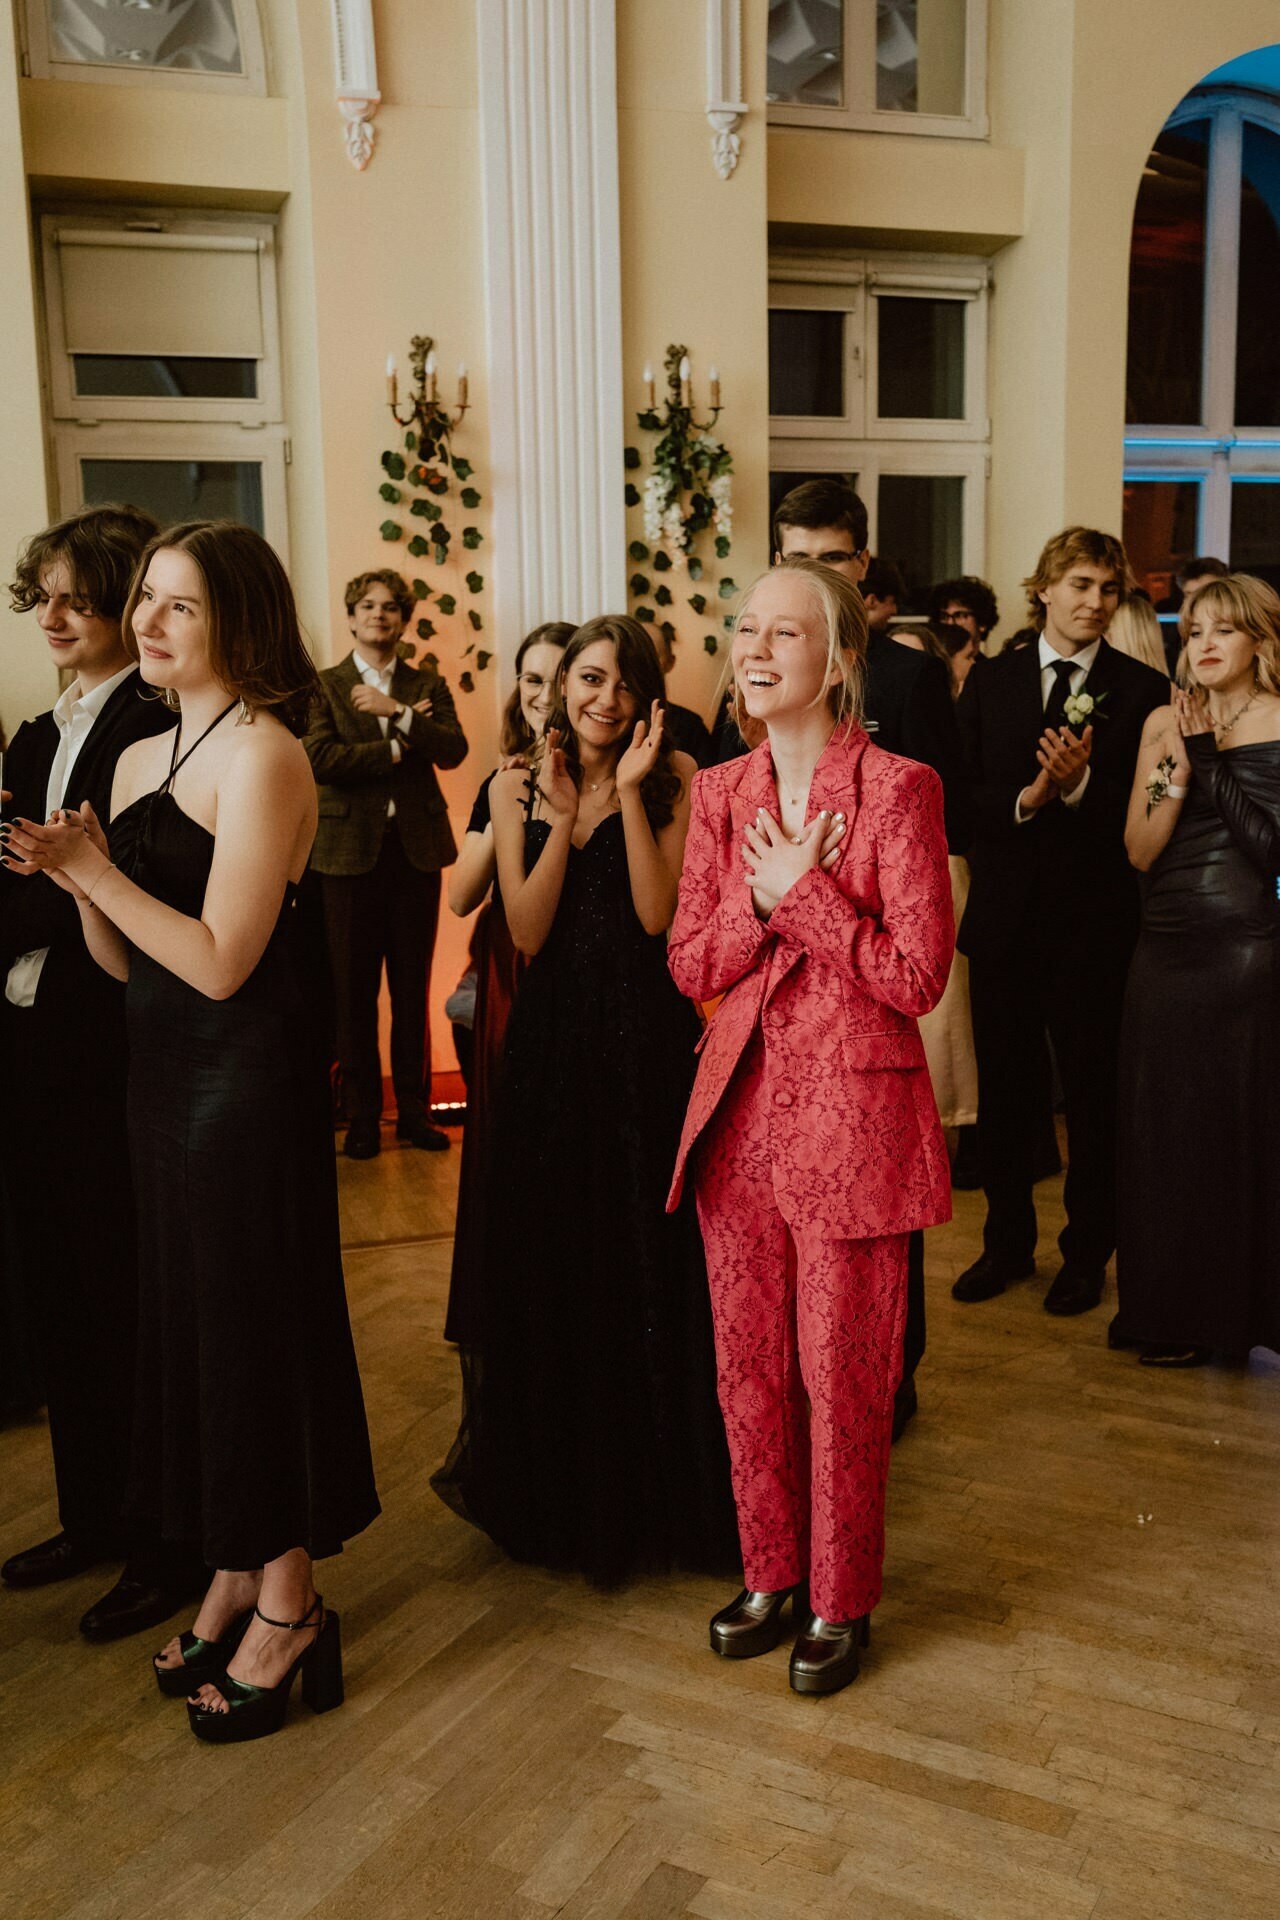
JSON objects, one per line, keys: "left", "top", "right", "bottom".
{"left": 10, "top": 503, "right": 159, "bottom": 620}
{"left": 123, "top": 521, "right": 320, "bottom": 736}
{"left": 928, "top": 575, "right": 999, "bottom": 637}
{"left": 537, "top": 615, "right": 684, "bottom": 829}
{"left": 499, "top": 622, "right": 575, "bottom": 757}
{"left": 343, "top": 569, "right": 414, "bottom": 623}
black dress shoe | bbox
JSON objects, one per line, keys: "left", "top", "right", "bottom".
{"left": 2, "top": 1531, "right": 109, "bottom": 1589}
{"left": 396, "top": 1116, "right": 450, "bottom": 1151}
{"left": 709, "top": 1582, "right": 809, "bottom": 1658}
{"left": 343, "top": 1120, "right": 381, "bottom": 1160}
{"left": 951, "top": 1254, "right": 1035, "bottom": 1303}
{"left": 80, "top": 1568, "right": 204, "bottom": 1645}
{"left": 1138, "top": 1345, "right": 1212, "bottom": 1369}
{"left": 789, "top": 1614, "right": 870, "bottom": 1696}
{"left": 1043, "top": 1267, "right": 1104, "bottom": 1317}
{"left": 891, "top": 1377, "right": 918, "bottom": 1443}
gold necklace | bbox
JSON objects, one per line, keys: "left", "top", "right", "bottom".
{"left": 1213, "top": 690, "right": 1260, "bottom": 739}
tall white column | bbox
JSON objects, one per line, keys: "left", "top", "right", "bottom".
{"left": 477, "top": 0, "right": 627, "bottom": 659}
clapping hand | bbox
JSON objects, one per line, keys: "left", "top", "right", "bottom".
{"left": 742, "top": 807, "right": 836, "bottom": 918}
{"left": 1173, "top": 687, "right": 1214, "bottom": 739}
{"left": 1037, "top": 724, "right": 1093, "bottom": 794}
{"left": 538, "top": 728, "right": 579, "bottom": 822}
{"left": 616, "top": 701, "right": 665, "bottom": 795}
{"left": 1, "top": 802, "right": 108, "bottom": 897}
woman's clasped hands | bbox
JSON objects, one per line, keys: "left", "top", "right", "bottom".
{"left": 1, "top": 799, "right": 111, "bottom": 898}
{"left": 742, "top": 807, "right": 845, "bottom": 918}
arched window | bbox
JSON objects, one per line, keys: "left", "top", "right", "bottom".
{"left": 1124, "top": 64, "right": 1280, "bottom": 612}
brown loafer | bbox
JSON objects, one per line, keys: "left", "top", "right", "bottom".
{"left": 789, "top": 1613, "right": 870, "bottom": 1695}
{"left": 709, "top": 1582, "right": 809, "bottom": 1659}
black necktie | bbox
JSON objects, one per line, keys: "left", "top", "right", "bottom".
{"left": 1044, "top": 657, "right": 1077, "bottom": 732}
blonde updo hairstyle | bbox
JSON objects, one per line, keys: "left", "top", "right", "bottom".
{"left": 1176, "top": 572, "right": 1280, "bottom": 696}
{"left": 725, "top": 557, "right": 868, "bottom": 751}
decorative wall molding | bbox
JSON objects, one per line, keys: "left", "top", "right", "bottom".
{"left": 706, "top": 0, "right": 747, "bottom": 179}
{"left": 477, "top": 0, "right": 627, "bottom": 655}
{"left": 330, "top": 0, "right": 380, "bottom": 170}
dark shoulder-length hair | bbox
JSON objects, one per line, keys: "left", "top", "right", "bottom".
{"left": 123, "top": 520, "right": 320, "bottom": 736}
{"left": 538, "top": 614, "right": 683, "bottom": 829}
{"left": 499, "top": 621, "right": 575, "bottom": 757}
{"left": 10, "top": 503, "right": 159, "bottom": 620}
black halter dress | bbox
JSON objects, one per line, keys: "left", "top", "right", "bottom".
{"left": 113, "top": 711, "right": 380, "bottom": 1569}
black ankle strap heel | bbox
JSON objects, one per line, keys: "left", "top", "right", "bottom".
{"left": 187, "top": 1593, "right": 344, "bottom": 1743}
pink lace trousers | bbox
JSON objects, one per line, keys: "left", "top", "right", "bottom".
{"left": 693, "top": 1064, "right": 909, "bottom": 1622}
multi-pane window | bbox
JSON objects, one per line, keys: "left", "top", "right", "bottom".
{"left": 21, "top": 0, "right": 266, "bottom": 91}
{"left": 40, "top": 211, "right": 289, "bottom": 555}
{"left": 1124, "top": 90, "right": 1280, "bottom": 605}
{"left": 767, "top": 0, "right": 987, "bottom": 139}
{"left": 769, "top": 256, "right": 990, "bottom": 614}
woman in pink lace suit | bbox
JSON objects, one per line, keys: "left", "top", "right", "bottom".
{"left": 667, "top": 558, "right": 953, "bottom": 1696}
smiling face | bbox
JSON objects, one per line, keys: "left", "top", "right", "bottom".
{"left": 561, "top": 638, "right": 638, "bottom": 753}
{"left": 33, "top": 560, "right": 129, "bottom": 684}
{"left": 348, "top": 582, "right": 405, "bottom": 657}
{"left": 732, "top": 572, "right": 836, "bottom": 725}
{"left": 1183, "top": 603, "right": 1259, "bottom": 696}
{"left": 131, "top": 547, "right": 217, "bottom": 696}
{"left": 1039, "top": 561, "right": 1122, "bottom": 651}
{"left": 776, "top": 522, "right": 867, "bottom": 584}
{"left": 517, "top": 639, "right": 564, "bottom": 736}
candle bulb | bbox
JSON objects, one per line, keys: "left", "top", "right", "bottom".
{"left": 679, "top": 353, "right": 691, "bottom": 404}
{"left": 457, "top": 362, "right": 469, "bottom": 406}
{"left": 386, "top": 353, "right": 398, "bottom": 407}
{"left": 709, "top": 363, "right": 721, "bottom": 408}
{"left": 425, "top": 349, "right": 438, "bottom": 402}
{"left": 642, "top": 361, "right": 655, "bottom": 407}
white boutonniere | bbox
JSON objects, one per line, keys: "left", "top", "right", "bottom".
{"left": 1063, "top": 689, "right": 1108, "bottom": 730}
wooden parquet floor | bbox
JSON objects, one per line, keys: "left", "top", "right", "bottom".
{"left": 2, "top": 1130, "right": 1279, "bottom": 1920}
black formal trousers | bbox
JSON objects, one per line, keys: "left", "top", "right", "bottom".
{"left": 1, "top": 1001, "right": 140, "bottom": 1550}
{"left": 321, "top": 823, "right": 442, "bottom": 1125}
{"left": 968, "top": 946, "right": 1129, "bottom": 1275}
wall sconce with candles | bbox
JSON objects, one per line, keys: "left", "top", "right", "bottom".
{"left": 377, "top": 334, "right": 490, "bottom": 689}
{"left": 626, "top": 343, "right": 736, "bottom": 658}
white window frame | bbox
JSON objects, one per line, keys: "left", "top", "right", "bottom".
{"left": 1124, "top": 89, "right": 1280, "bottom": 565}
{"left": 769, "top": 250, "right": 990, "bottom": 585}
{"left": 767, "top": 0, "right": 988, "bottom": 140}
{"left": 52, "top": 423, "right": 290, "bottom": 566}
{"left": 40, "top": 211, "right": 283, "bottom": 429}
{"left": 19, "top": 0, "right": 268, "bottom": 94}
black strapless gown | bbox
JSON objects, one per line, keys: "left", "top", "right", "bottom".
{"left": 1116, "top": 741, "right": 1280, "bottom": 1354}
{"left": 433, "top": 810, "right": 738, "bottom": 1586}
{"left": 115, "top": 791, "right": 380, "bottom": 1569}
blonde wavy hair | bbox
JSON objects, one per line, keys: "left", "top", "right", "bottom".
{"left": 1107, "top": 597, "right": 1168, "bottom": 677}
{"left": 1176, "top": 573, "right": 1280, "bottom": 695}
{"left": 723, "top": 558, "right": 868, "bottom": 749}
{"left": 1023, "top": 526, "right": 1135, "bottom": 630}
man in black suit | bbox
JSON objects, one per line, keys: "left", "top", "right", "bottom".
{"left": 0, "top": 505, "right": 204, "bottom": 1640}
{"left": 741, "top": 478, "right": 967, "bottom": 1435}
{"left": 953, "top": 527, "right": 1168, "bottom": 1316}
{"left": 305, "top": 570, "right": 469, "bottom": 1159}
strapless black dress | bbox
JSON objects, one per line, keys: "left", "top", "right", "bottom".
{"left": 1115, "top": 740, "right": 1280, "bottom": 1354}
{"left": 115, "top": 789, "right": 380, "bottom": 1568}
{"left": 433, "top": 809, "right": 738, "bottom": 1586}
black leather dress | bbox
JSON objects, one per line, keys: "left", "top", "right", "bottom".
{"left": 1115, "top": 737, "right": 1280, "bottom": 1355}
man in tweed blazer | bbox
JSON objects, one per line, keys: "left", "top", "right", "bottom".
{"left": 305, "top": 569, "right": 468, "bottom": 1157}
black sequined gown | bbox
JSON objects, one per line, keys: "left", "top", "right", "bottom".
{"left": 114, "top": 780, "right": 380, "bottom": 1569}
{"left": 433, "top": 808, "right": 738, "bottom": 1586}
{"left": 1115, "top": 739, "right": 1280, "bottom": 1355}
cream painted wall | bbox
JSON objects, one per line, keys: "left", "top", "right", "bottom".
{"left": 617, "top": 0, "right": 772, "bottom": 728}
{"left": 767, "top": 125, "right": 1024, "bottom": 254}
{"left": 0, "top": 23, "right": 54, "bottom": 739}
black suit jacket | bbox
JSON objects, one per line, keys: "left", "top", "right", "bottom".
{"left": 0, "top": 669, "right": 176, "bottom": 1085}
{"left": 956, "top": 639, "right": 1168, "bottom": 964}
{"left": 863, "top": 632, "right": 969, "bottom": 852}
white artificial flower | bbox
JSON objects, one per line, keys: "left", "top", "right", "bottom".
{"left": 709, "top": 471, "right": 733, "bottom": 539}
{"left": 642, "top": 473, "right": 668, "bottom": 548}
{"left": 661, "top": 498, "right": 688, "bottom": 555}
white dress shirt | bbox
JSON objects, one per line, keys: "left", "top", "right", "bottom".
{"left": 1014, "top": 633, "right": 1099, "bottom": 822}
{"left": 5, "top": 661, "right": 138, "bottom": 1009}
{"left": 351, "top": 647, "right": 414, "bottom": 819}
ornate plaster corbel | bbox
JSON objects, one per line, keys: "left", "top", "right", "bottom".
{"left": 331, "top": 0, "right": 381, "bottom": 171}
{"left": 706, "top": 0, "right": 747, "bottom": 179}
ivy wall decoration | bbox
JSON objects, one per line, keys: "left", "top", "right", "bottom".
{"left": 625, "top": 343, "right": 736, "bottom": 659}
{"left": 380, "top": 334, "right": 488, "bottom": 690}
